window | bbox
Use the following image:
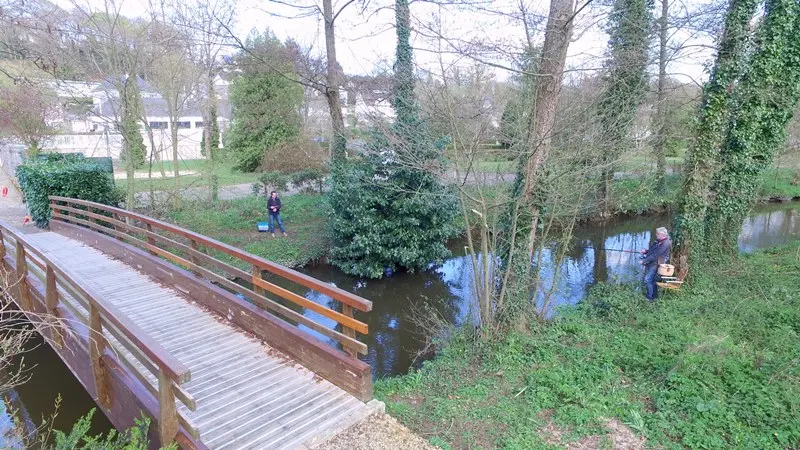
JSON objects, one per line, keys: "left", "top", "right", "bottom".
{"left": 195, "top": 121, "right": 204, "bottom": 128}
{"left": 149, "top": 121, "right": 168, "bottom": 130}
{"left": 177, "top": 121, "right": 191, "bottom": 129}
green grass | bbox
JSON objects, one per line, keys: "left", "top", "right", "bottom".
{"left": 164, "top": 193, "right": 330, "bottom": 268}
{"left": 117, "top": 160, "right": 258, "bottom": 193}
{"left": 377, "top": 241, "right": 800, "bottom": 449}
{"left": 760, "top": 168, "right": 800, "bottom": 199}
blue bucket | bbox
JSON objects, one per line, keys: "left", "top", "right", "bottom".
{"left": 257, "top": 222, "right": 269, "bottom": 232}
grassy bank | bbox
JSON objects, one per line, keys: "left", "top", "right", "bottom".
{"left": 377, "top": 241, "right": 800, "bottom": 449}
{"left": 164, "top": 194, "right": 329, "bottom": 268}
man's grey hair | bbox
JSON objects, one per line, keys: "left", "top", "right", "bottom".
{"left": 656, "top": 227, "right": 669, "bottom": 237}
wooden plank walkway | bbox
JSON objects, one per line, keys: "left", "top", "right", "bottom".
{"left": 25, "top": 232, "right": 373, "bottom": 449}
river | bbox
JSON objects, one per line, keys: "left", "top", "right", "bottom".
{"left": 2, "top": 202, "right": 798, "bottom": 443}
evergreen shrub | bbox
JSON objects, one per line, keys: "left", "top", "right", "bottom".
{"left": 16, "top": 154, "right": 121, "bottom": 227}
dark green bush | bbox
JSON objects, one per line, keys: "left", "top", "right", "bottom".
{"left": 16, "top": 155, "right": 121, "bottom": 228}
{"left": 289, "top": 168, "right": 325, "bottom": 194}
{"left": 251, "top": 171, "right": 289, "bottom": 196}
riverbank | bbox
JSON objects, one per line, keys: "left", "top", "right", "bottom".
{"left": 375, "top": 240, "right": 800, "bottom": 449}
{"left": 156, "top": 169, "right": 799, "bottom": 269}
{"left": 162, "top": 193, "right": 330, "bottom": 268}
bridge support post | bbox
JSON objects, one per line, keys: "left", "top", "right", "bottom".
{"left": 146, "top": 223, "right": 157, "bottom": 256}
{"left": 252, "top": 266, "right": 265, "bottom": 296}
{"left": 0, "top": 229, "right": 6, "bottom": 261}
{"left": 158, "top": 371, "right": 179, "bottom": 445}
{"left": 342, "top": 305, "right": 357, "bottom": 357}
{"left": 45, "top": 266, "right": 63, "bottom": 347}
{"left": 189, "top": 239, "right": 201, "bottom": 277}
{"left": 89, "top": 303, "right": 112, "bottom": 408}
{"left": 14, "top": 240, "right": 31, "bottom": 311}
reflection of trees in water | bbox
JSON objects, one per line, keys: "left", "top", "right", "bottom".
{"left": 301, "top": 264, "right": 464, "bottom": 377}
{"left": 739, "top": 207, "right": 800, "bottom": 252}
{"left": 0, "top": 389, "right": 36, "bottom": 448}
{"left": 287, "top": 204, "right": 800, "bottom": 377}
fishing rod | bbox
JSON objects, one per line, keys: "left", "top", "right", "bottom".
{"left": 590, "top": 247, "right": 640, "bottom": 254}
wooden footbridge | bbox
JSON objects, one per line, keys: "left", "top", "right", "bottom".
{"left": 0, "top": 196, "right": 378, "bottom": 449}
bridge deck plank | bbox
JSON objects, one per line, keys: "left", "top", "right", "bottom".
{"left": 25, "top": 232, "right": 370, "bottom": 449}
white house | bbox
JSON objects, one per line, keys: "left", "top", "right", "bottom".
{"left": 43, "top": 75, "right": 229, "bottom": 161}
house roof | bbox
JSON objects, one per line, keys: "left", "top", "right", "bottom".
{"left": 96, "top": 95, "right": 230, "bottom": 120}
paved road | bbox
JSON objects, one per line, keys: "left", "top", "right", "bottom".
{"left": 134, "top": 171, "right": 518, "bottom": 207}
{"left": 0, "top": 166, "right": 40, "bottom": 232}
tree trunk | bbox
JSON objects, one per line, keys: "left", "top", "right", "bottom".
{"left": 323, "top": 0, "right": 347, "bottom": 163}
{"left": 672, "top": 0, "right": 760, "bottom": 264}
{"left": 521, "top": 0, "right": 575, "bottom": 256}
{"left": 206, "top": 77, "right": 218, "bottom": 202}
{"left": 653, "top": 0, "right": 669, "bottom": 194}
{"left": 500, "top": 0, "right": 575, "bottom": 328}
{"left": 703, "top": 0, "right": 800, "bottom": 253}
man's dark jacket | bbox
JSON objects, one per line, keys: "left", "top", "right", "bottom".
{"left": 267, "top": 197, "right": 282, "bottom": 216}
{"left": 642, "top": 237, "right": 672, "bottom": 267}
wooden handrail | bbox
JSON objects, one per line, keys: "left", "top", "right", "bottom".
{"left": 0, "top": 220, "right": 195, "bottom": 442}
{"left": 49, "top": 196, "right": 373, "bottom": 356}
{"left": 49, "top": 196, "right": 372, "bottom": 311}
{"left": 0, "top": 221, "right": 191, "bottom": 384}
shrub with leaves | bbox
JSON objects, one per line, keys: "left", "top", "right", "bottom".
{"left": 328, "top": 0, "right": 458, "bottom": 278}
{"left": 16, "top": 154, "right": 121, "bottom": 228}
{"left": 51, "top": 409, "right": 176, "bottom": 450}
{"left": 251, "top": 171, "right": 289, "bottom": 197}
{"left": 289, "top": 168, "right": 325, "bottom": 194}
{"left": 225, "top": 30, "right": 303, "bottom": 173}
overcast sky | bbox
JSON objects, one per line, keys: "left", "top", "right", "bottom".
{"left": 236, "top": 0, "right": 717, "bottom": 85}
{"left": 63, "top": 0, "right": 717, "bottom": 85}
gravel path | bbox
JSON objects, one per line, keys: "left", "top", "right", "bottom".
{"left": 316, "top": 414, "right": 438, "bottom": 450}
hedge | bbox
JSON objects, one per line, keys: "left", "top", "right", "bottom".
{"left": 16, "top": 154, "right": 121, "bottom": 228}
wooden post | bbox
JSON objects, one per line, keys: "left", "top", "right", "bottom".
{"left": 15, "top": 241, "right": 31, "bottom": 311}
{"left": 158, "top": 371, "right": 179, "bottom": 445}
{"left": 89, "top": 302, "right": 112, "bottom": 408}
{"left": 146, "top": 223, "right": 157, "bottom": 255}
{"left": 0, "top": 229, "right": 6, "bottom": 261}
{"left": 252, "top": 265, "right": 265, "bottom": 296}
{"left": 45, "top": 266, "right": 63, "bottom": 347}
{"left": 189, "top": 239, "right": 201, "bottom": 277}
{"left": 112, "top": 213, "right": 124, "bottom": 242}
{"left": 342, "top": 304, "right": 357, "bottom": 357}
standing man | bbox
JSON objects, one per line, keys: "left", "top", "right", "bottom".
{"left": 267, "top": 191, "right": 287, "bottom": 238}
{"left": 639, "top": 227, "right": 671, "bottom": 301}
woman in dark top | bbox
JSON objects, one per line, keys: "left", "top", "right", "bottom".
{"left": 267, "top": 191, "right": 287, "bottom": 237}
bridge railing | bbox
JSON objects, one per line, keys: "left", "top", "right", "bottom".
{"left": 49, "top": 196, "right": 373, "bottom": 357}
{"left": 0, "top": 220, "right": 198, "bottom": 445}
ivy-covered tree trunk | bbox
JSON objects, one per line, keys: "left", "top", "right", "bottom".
{"left": 120, "top": 77, "right": 146, "bottom": 210}
{"left": 703, "top": 0, "right": 800, "bottom": 253}
{"left": 673, "top": 0, "right": 760, "bottom": 263}
{"left": 205, "top": 78, "right": 220, "bottom": 202}
{"left": 595, "top": 0, "right": 653, "bottom": 217}
{"left": 653, "top": 0, "right": 670, "bottom": 194}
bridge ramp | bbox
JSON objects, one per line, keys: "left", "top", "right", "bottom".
{"left": 26, "top": 232, "right": 372, "bottom": 449}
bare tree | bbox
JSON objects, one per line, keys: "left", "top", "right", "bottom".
{"left": 174, "top": 0, "right": 236, "bottom": 201}
{"left": 263, "top": 0, "right": 371, "bottom": 162}
{"left": 0, "top": 83, "right": 59, "bottom": 157}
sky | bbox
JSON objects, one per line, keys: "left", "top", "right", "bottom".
{"left": 235, "top": 0, "right": 717, "bottom": 85}
{"left": 62, "top": 0, "right": 718, "bottom": 85}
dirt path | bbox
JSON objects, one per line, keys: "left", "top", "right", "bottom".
{"left": 315, "top": 414, "right": 438, "bottom": 450}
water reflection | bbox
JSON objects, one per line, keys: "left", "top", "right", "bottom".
{"left": 293, "top": 203, "right": 800, "bottom": 377}
{"left": 0, "top": 336, "right": 113, "bottom": 446}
